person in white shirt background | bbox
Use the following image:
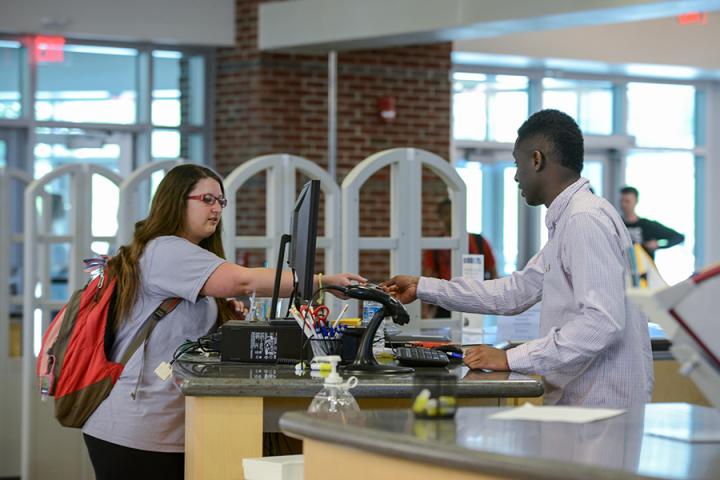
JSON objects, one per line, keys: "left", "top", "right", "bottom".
{"left": 382, "top": 109, "right": 653, "bottom": 407}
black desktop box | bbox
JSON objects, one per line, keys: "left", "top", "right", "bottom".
{"left": 219, "top": 320, "right": 311, "bottom": 363}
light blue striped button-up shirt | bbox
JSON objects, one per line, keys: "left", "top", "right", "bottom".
{"left": 418, "top": 177, "right": 654, "bottom": 407}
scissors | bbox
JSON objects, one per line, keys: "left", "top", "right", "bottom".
{"left": 299, "top": 305, "right": 330, "bottom": 327}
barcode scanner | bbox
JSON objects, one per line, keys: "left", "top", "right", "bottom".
{"left": 325, "top": 284, "right": 413, "bottom": 374}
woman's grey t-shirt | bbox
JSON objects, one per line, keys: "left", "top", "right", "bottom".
{"left": 82, "top": 236, "right": 224, "bottom": 452}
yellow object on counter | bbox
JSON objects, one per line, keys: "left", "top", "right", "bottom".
{"left": 338, "top": 317, "right": 361, "bottom": 327}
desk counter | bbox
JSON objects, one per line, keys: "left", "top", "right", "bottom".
{"left": 173, "top": 359, "right": 543, "bottom": 480}
{"left": 281, "top": 403, "right": 720, "bottom": 480}
{"left": 173, "top": 359, "right": 544, "bottom": 398}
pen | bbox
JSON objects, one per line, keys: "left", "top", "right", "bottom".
{"left": 445, "top": 351, "right": 463, "bottom": 360}
{"left": 331, "top": 304, "right": 350, "bottom": 329}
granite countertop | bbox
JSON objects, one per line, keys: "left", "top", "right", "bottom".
{"left": 173, "top": 356, "right": 544, "bottom": 398}
{"left": 280, "top": 403, "right": 720, "bottom": 480}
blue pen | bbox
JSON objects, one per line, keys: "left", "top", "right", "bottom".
{"left": 320, "top": 325, "right": 328, "bottom": 337}
{"left": 445, "top": 351, "right": 463, "bottom": 360}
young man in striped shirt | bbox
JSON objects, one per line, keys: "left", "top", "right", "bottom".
{"left": 383, "top": 110, "right": 653, "bottom": 407}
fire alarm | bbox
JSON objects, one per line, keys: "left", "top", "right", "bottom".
{"left": 378, "top": 96, "right": 396, "bottom": 123}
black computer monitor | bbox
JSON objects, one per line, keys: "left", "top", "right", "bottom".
{"left": 288, "top": 179, "right": 320, "bottom": 305}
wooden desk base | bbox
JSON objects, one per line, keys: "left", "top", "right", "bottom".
{"left": 304, "top": 439, "right": 512, "bottom": 480}
{"left": 185, "top": 396, "right": 508, "bottom": 480}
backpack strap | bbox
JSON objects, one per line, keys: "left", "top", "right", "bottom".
{"left": 119, "top": 297, "right": 182, "bottom": 366}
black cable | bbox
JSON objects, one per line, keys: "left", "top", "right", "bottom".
{"left": 284, "top": 268, "right": 298, "bottom": 317}
{"left": 170, "top": 341, "right": 202, "bottom": 365}
{"left": 311, "top": 285, "right": 346, "bottom": 304}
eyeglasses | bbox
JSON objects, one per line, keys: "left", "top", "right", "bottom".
{"left": 187, "top": 193, "right": 228, "bottom": 208}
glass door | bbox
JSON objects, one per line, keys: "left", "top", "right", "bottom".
{"left": 0, "top": 128, "right": 27, "bottom": 477}
{"left": 33, "top": 129, "right": 131, "bottom": 302}
{"left": 456, "top": 148, "right": 518, "bottom": 276}
{"left": 624, "top": 151, "right": 695, "bottom": 284}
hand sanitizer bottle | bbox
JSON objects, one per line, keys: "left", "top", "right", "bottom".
{"left": 308, "top": 356, "right": 360, "bottom": 415}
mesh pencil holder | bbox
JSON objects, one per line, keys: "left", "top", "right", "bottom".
{"left": 310, "top": 338, "right": 342, "bottom": 358}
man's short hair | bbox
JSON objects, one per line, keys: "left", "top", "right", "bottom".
{"left": 517, "top": 109, "right": 584, "bottom": 174}
{"left": 620, "top": 186, "right": 639, "bottom": 199}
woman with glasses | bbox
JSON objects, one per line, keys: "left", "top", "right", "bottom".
{"left": 81, "top": 164, "right": 364, "bottom": 480}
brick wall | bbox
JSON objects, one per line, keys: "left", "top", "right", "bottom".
{"left": 214, "top": 0, "right": 452, "bottom": 281}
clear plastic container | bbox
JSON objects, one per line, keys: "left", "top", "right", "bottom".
{"left": 307, "top": 356, "right": 360, "bottom": 416}
{"left": 307, "top": 382, "right": 360, "bottom": 414}
{"left": 362, "top": 301, "right": 383, "bottom": 324}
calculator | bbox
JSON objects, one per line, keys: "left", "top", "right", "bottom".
{"left": 395, "top": 347, "right": 450, "bottom": 367}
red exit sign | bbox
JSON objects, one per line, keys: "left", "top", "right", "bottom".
{"left": 33, "top": 36, "right": 66, "bottom": 63}
{"left": 677, "top": 12, "right": 708, "bottom": 25}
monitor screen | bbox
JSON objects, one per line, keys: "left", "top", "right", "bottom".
{"left": 288, "top": 179, "right": 320, "bottom": 305}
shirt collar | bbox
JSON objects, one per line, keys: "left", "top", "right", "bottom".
{"left": 545, "top": 177, "right": 590, "bottom": 231}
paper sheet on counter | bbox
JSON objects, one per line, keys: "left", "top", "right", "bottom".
{"left": 489, "top": 403, "right": 625, "bottom": 423}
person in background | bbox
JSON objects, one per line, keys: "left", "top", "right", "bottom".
{"left": 383, "top": 109, "right": 653, "bottom": 407}
{"left": 619, "top": 186, "right": 684, "bottom": 259}
{"left": 422, "top": 197, "right": 497, "bottom": 318}
{"left": 82, "top": 164, "right": 364, "bottom": 480}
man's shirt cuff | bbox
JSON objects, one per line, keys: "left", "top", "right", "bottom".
{"left": 417, "top": 276, "right": 443, "bottom": 304}
{"left": 506, "top": 342, "right": 534, "bottom": 372}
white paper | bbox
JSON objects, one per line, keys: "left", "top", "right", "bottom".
{"left": 496, "top": 302, "right": 541, "bottom": 342}
{"left": 154, "top": 362, "right": 172, "bottom": 381}
{"left": 489, "top": 403, "right": 625, "bottom": 424}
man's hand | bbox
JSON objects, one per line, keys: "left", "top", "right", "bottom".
{"left": 380, "top": 275, "right": 420, "bottom": 304}
{"left": 643, "top": 239, "right": 659, "bottom": 253}
{"left": 463, "top": 345, "right": 510, "bottom": 371}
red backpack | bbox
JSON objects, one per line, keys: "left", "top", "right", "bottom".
{"left": 36, "top": 267, "right": 180, "bottom": 428}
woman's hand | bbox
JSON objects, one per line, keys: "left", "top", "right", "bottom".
{"left": 322, "top": 273, "right": 367, "bottom": 298}
{"left": 227, "top": 298, "right": 249, "bottom": 320}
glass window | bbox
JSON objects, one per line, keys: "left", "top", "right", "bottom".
{"left": 36, "top": 44, "right": 138, "bottom": 124}
{"left": 583, "top": 160, "right": 604, "bottom": 197}
{"left": 625, "top": 151, "right": 695, "bottom": 285}
{"left": 0, "top": 139, "right": 6, "bottom": 167}
{"left": 627, "top": 83, "right": 695, "bottom": 148}
{"left": 91, "top": 174, "right": 119, "bottom": 239}
{"left": 453, "top": 73, "right": 528, "bottom": 142}
{"left": 34, "top": 128, "right": 122, "bottom": 176}
{"left": 502, "top": 166, "right": 518, "bottom": 274}
{"left": 455, "top": 161, "right": 483, "bottom": 234}
{"left": 0, "top": 40, "right": 22, "bottom": 119}
{"left": 153, "top": 51, "right": 205, "bottom": 127}
{"left": 49, "top": 243, "right": 71, "bottom": 301}
{"left": 542, "top": 78, "right": 613, "bottom": 135}
{"left": 152, "top": 129, "right": 181, "bottom": 159}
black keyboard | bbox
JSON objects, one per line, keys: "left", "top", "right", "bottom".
{"left": 395, "top": 347, "right": 449, "bottom": 367}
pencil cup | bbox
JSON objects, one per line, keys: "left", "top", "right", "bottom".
{"left": 310, "top": 338, "right": 342, "bottom": 358}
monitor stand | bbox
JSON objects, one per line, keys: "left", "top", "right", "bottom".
{"left": 269, "top": 233, "right": 292, "bottom": 320}
{"left": 341, "top": 308, "right": 414, "bottom": 375}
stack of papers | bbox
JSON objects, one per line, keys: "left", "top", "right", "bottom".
{"left": 489, "top": 403, "right": 625, "bottom": 423}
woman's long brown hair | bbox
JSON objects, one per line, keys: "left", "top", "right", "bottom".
{"left": 108, "top": 164, "right": 234, "bottom": 329}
